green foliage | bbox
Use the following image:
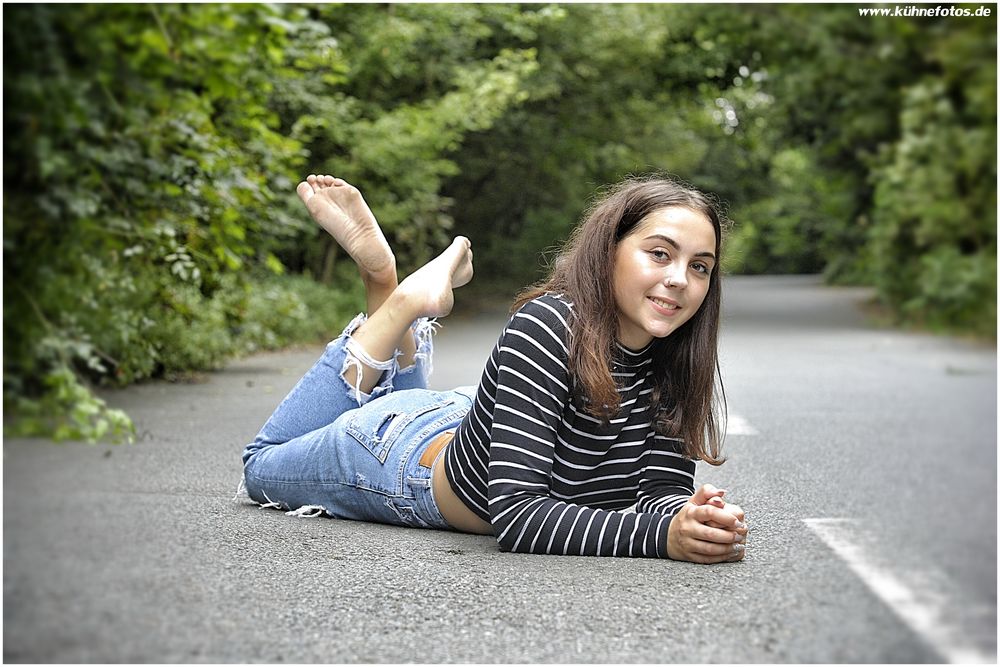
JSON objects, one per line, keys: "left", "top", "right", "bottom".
{"left": 286, "top": 5, "right": 541, "bottom": 271}
{"left": 145, "top": 269, "right": 365, "bottom": 377}
{"left": 724, "top": 148, "right": 854, "bottom": 275}
{"left": 446, "top": 5, "right": 791, "bottom": 287}
{"left": 4, "top": 4, "right": 314, "bottom": 442}
{"left": 867, "top": 31, "right": 997, "bottom": 336}
{"left": 6, "top": 367, "right": 135, "bottom": 444}
{"left": 755, "top": 6, "right": 996, "bottom": 335}
{"left": 3, "top": 4, "right": 996, "bottom": 444}
{"left": 445, "top": 5, "right": 995, "bottom": 338}
{"left": 3, "top": 3, "right": 538, "bottom": 443}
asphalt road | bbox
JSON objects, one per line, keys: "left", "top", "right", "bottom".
{"left": 4, "top": 275, "right": 996, "bottom": 663}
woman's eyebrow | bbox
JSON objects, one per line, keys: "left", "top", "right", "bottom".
{"left": 642, "top": 234, "right": 716, "bottom": 260}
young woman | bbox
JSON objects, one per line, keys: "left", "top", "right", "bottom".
{"left": 240, "top": 174, "right": 747, "bottom": 564}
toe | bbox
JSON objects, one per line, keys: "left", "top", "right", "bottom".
{"left": 296, "top": 181, "right": 313, "bottom": 202}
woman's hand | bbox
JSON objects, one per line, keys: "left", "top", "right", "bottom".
{"left": 666, "top": 484, "right": 748, "bottom": 564}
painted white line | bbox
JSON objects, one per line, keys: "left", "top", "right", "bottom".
{"left": 804, "top": 518, "right": 996, "bottom": 664}
{"left": 727, "top": 414, "right": 758, "bottom": 436}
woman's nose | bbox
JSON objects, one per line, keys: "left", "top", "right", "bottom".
{"left": 663, "top": 266, "right": 687, "bottom": 288}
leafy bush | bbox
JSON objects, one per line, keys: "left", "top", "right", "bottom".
{"left": 868, "top": 77, "right": 997, "bottom": 336}
{"left": 4, "top": 4, "right": 537, "bottom": 443}
{"left": 4, "top": 266, "right": 365, "bottom": 443}
{"left": 724, "top": 147, "right": 854, "bottom": 275}
{"left": 4, "top": 4, "right": 314, "bottom": 442}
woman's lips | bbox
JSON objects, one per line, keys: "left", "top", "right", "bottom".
{"left": 648, "top": 296, "right": 681, "bottom": 316}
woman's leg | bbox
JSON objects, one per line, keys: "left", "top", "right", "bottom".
{"left": 296, "top": 174, "right": 419, "bottom": 368}
{"left": 239, "top": 187, "right": 474, "bottom": 526}
{"left": 242, "top": 174, "right": 473, "bottom": 464}
{"left": 242, "top": 385, "right": 470, "bottom": 529}
{"left": 342, "top": 235, "right": 473, "bottom": 396}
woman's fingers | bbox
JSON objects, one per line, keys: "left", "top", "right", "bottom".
{"left": 686, "top": 519, "right": 743, "bottom": 543}
{"left": 683, "top": 539, "right": 746, "bottom": 563}
{"left": 686, "top": 505, "right": 749, "bottom": 561}
{"left": 689, "top": 504, "right": 747, "bottom": 533}
{"left": 676, "top": 510, "right": 747, "bottom": 561}
{"left": 690, "top": 483, "right": 726, "bottom": 506}
{"left": 723, "top": 503, "right": 745, "bottom": 522}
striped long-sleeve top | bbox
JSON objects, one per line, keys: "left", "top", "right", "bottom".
{"left": 444, "top": 293, "right": 697, "bottom": 558}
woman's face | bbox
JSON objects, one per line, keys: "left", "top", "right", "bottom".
{"left": 612, "top": 206, "right": 717, "bottom": 350}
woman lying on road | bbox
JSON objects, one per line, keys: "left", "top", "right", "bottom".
{"left": 239, "top": 174, "right": 747, "bottom": 563}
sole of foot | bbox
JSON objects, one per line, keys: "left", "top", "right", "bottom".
{"left": 296, "top": 174, "right": 396, "bottom": 284}
{"left": 397, "top": 237, "right": 474, "bottom": 319}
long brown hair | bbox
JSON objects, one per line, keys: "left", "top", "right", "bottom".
{"left": 513, "top": 175, "right": 730, "bottom": 465}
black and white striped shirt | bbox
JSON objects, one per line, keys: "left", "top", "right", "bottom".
{"left": 445, "top": 293, "right": 696, "bottom": 558}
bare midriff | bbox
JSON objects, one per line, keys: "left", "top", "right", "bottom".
{"left": 431, "top": 439, "right": 493, "bottom": 536}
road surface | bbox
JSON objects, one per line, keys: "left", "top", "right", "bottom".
{"left": 4, "top": 275, "right": 996, "bottom": 662}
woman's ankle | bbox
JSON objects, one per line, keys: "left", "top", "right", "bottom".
{"left": 364, "top": 280, "right": 399, "bottom": 316}
{"left": 361, "top": 259, "right": 398, "bottom": 293}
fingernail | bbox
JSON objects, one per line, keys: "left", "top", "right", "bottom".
{"left": 734, "top": 533, "right": 745, "bottom": 543}
{"left": 734, "top": 520, "right": 747, "bottom": 531}
{"left": 732, "top": 543, "right": 745, "bottom": 553}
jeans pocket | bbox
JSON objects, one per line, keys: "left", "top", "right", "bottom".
{"left": 345, "top": 398, "right": 454, "bottom": 463}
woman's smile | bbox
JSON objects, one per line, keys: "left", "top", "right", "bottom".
{"left": 647, "top": 295, "right": 682, "bottom": 315}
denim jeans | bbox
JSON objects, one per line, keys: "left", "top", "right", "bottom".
{"left": 241, "top": 314, "right": 476, "bottom": 530}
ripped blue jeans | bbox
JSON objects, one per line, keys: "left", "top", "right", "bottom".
{"left": 241, "top": 314, "right": 475, "bottom": 530}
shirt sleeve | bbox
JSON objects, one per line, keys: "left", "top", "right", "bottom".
{"left": 635, "top": 435, "right": 697, "bottom": 517}
{"left": 486, "top": 298, "right": 680, "bottom": 558}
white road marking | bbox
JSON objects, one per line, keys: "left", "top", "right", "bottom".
{"left": 804, "top": 518, "right": 996, "bottom": 664}
{"left": 727, "top": 414, "right": 758, "bottom": 436}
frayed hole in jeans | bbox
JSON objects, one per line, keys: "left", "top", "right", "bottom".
{"left": 257, "top": 490, "right": 285, "bottom": 510}
{"left": 285, "top": 505, "right": 328, "bottom": 518}
{"left": 342, "top": 337, "right": 396, "bottom": 405}
{"left": 410, "top": 318, "right": 440, "bottom": 377}
{"left": 232, "top": 478, "right": 248, "bottom": 503}
{"left": 385, "top": 499, "right": 429, "bottom": 528}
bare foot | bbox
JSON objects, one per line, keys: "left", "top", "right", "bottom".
{"left": 396, "top": 237, "right": 474, "bottom": 319}
{"left": 296, "top": 175, "right": 396, "bottom": 284}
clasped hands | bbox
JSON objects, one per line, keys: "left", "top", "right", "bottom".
{"left": 667, "top": 483, "right": 747, "bottom": 564}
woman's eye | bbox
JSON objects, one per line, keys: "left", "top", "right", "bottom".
{"left": 692, "top": 263, "right": 710, "bottom": 274}
{"left": 649, "top": 250, "right": 669, "bottom": 262}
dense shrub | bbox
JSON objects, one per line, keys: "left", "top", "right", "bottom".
{"left": 4, "top": 269, "right": 365, "bottom": 443}
{"left": 869, "top": 73, "right": 997, "bottom": 335}
{"left": 3, "top": 4, "right": 535, "bottom": 442}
